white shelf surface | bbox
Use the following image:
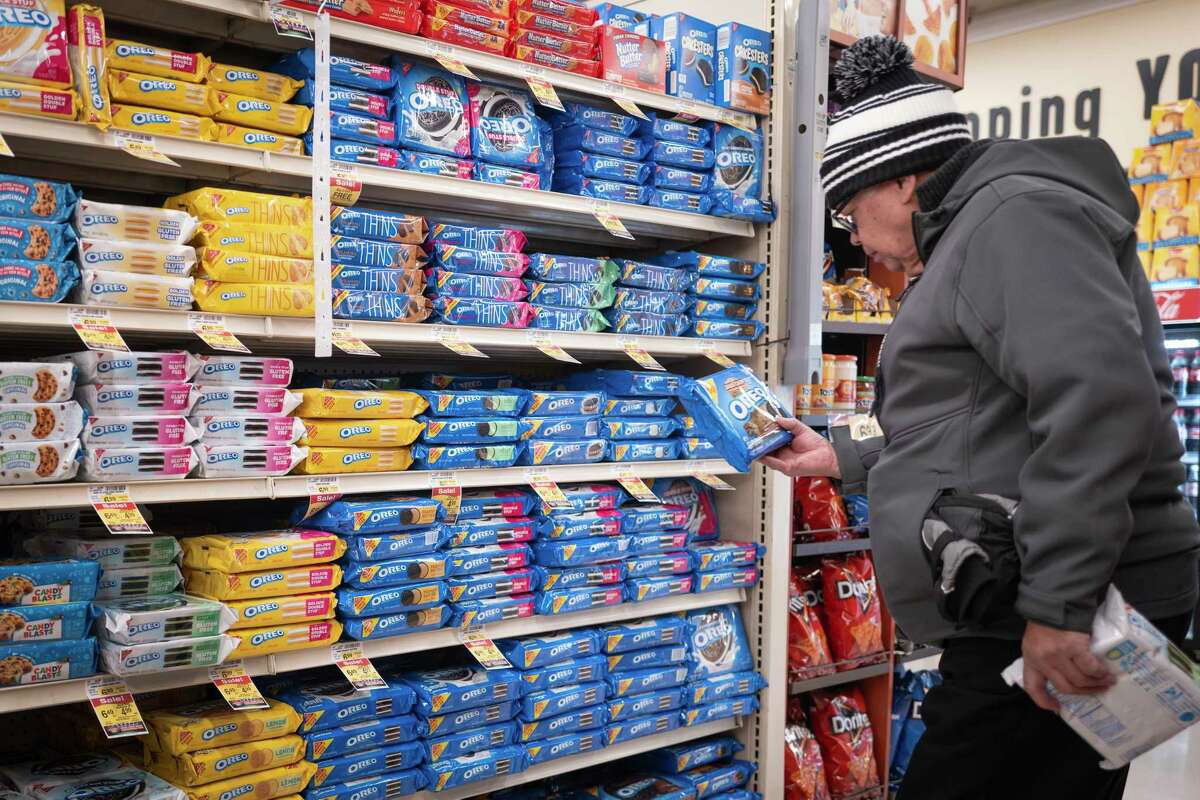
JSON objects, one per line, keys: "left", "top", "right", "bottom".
{"left": 0, "top": 302, "right": 750, "bottom": 362}
{"left": 0, "top": 115, "right": 751, "bottom": 246}
{"left": 0, "top": 589, "right": 744, "bottom": 713}
{"left": 0, "top": 459, "right": 739, "bottom": 511}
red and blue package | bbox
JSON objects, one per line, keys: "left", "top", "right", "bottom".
{"left": 450, "top": 593, "right": 536, "bottom": 626}
{"left": 809, "top": 687, "right": 881, "bottom": 798}
{"left": 536, "top": 509, "right": 624, "bottom": 540}
{"left": 342, "top": 605, "right": 452, "bottom": 639}
{"left": 432, "top": 244, "right": 529, "bottom": 276}
{"left": 402, "top": 150, "right": 474, "bottom": 178}
{"left": 784, "top": 720, "right": 832, "bottom": 800}
{"left": 337, "top": 582, "right": 447, "bottom": 617}
{"left": 607, "top": 687, "right": 684, "bottom": 723}
{"left": 654, "top": 165, "right": 714, "bottom": 193}
{"left": 613, "top": 286, "right": 694, "bottom": 315}
{"left": 536, "top": 563, "right": 626, "bottom": 592}
{"left": 428, "top": 269, "right": 527, "bottom": 302}
{"left": 819, "top": 553, "right": 883, "bottom": 666}
{"left": 445, "top": 516, "right": 538, "bottom": 548}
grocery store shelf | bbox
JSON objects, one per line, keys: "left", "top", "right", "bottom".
{"left": 411, "top": 719, "right": 741, "bottom": 800}
{"left": 788, "top": 660, "right": 890, "bottom": 694}
{"left": 793, "top": 536, "right": 871, "bottom": 557}
{"left": 0, "top": 589, "right": 745, "bottom": 713}
{"left": 0, "top": 115, "right": 752, "bottom": 246}
{"left": 822, "top": 320, "right": 891, "bottom": 335}
{"left": 0, "top": 302, "right": 750, "bottom": 362}
{"left": 0, "top": 459, "right": 740, "bottom": 511}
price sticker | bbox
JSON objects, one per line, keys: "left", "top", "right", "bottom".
{"left": 525, "top": 468, "right": 572, "bottom": 510}
{"left": 425, "top": 42, "right": 478, "bottom": 79}
{"left": 188, "top": 313, "right": 250, "bottom": 354}
{"left": 460, "top": 627, "right": 512, "bottom": 670}
{"left": 268, "top": 2, "right": 313, "bottom": 39}
{"left": 0, "top": 131, "right": 13, "bottom": 157}
{"left": 618, "top": 336, "right": 665, "bottom": 371}
{"left": 606, "top": 86, "right": 649, "bottom": 120}
{"left": 88, "top": 485, "right": 152, "bottom": 535}
{"left": 429, "top": 472, "right": 462, "bottom": 524}
{"left": 614, "top": 467, "right": 659, "bottom": 503}
{"left": 329, "top": 163, "right": 362, "bottom": 207}
{"left": 113, "top": 130, "right": 180, "bottom": 166}
{"left": 331, "top": 322, "right": 380, "bottom": 357}
{"left": 302, "top": 476, "right": 342, "bottom": 521}
{"left": 590, "top": 200, "right": 634, "bottom": 240}
{"left": 846, "top": 413, "right": 884, "bottom": 442}
{"left": 522, "top": 67, "right": 564, "bottom": 111}
{"left": 332, "top": 642, "right": 387, "bottom": 690}
{"left": 697, "top": 341, "right": 736, "bottom": 367}
{"left": 690, "top": 468, "right": 736, "bottom": 490}
{"left": 526, "top": 331, "right": 580, "bottom": 364}
{"left": 673, "top": 100, "right": 702, "bottom": 123}
{"left": 68, "top": 307, "right": 129, "bottom": 352}
{"left": 209, "top": 661, "right": 270, "bottom": 710}
{"left": 86, "top": 676, "right": 147, "bottom": 739}
{"left": 719, "top": 108, "right": 757, "bottom": 132}
{"left": 433, "top": 326, "right": 487, "bottom": 358}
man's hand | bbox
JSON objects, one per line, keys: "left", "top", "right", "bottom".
{"left": 1021, "top": 621, "right": 1115, "bottom": 711}
{"left": 760, "top": 417, "right": 842, "bottom": 479}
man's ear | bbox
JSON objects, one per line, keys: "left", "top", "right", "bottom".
{"left": 897, "top": 174, "right": 919, "bottom": 203}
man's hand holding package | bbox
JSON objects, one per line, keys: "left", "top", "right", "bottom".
{"left": 760, "top": 417, "right": 842, "bottom": 478}
{"left": 1021, "top": 621, "right": 1115, "bottom": 711}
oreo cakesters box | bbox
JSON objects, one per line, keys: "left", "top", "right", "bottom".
{"left": 651, "top": 14, "right": 717, "bottom": 104}
{"left": 716, "top": 22, "right": 771, "bottom": 115}
{"left": 393, "top": 61, "right": 470, "bottom": 158}
{"left": 599, "top": 26, "right": 666, "bottom": 93}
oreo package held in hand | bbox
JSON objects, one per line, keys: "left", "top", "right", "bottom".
{"left": 519, "top": 438, "right": 608, "bottom": 466}
{"left": 432, "top": 244, "right": 529, "bottom": 277}
{"left": 712, "top": 124, "right": 763, "bottom": 198}
{"left": 300, "top": 496, "right": 444, "bottom": 534}
{"left": 617, "top": 259, "right": 693, "bottom": 292}
{"left": 525, "top": 279, "right": 615, "bottom": 309}
{"left": 677, "top": 364, "right": 792, "bottom": 472}
{"left": 429, "top": 268, "right": 527, "bottom": 301}
{"left": 527, "top": 254, "right": 619, "bottom": 284}
{"left": 445, "top": 516, "right": 537, "bottom": 548}
{"left": 553, "top": 124, "right": 650, "bottom": 159}
{"left": 654, "top": 165, "right": 714, "bottom": 193}
{"left": 429, "top": 223, "right": 527, "bottom": 252}
{"left": 690, "top": 319, "right": 766, "bottom": 341}
{"left": 532, "top": 536, "right": 631, "bottom": 567}
{"left": 536, "top": 585, "right": 624, "bottom": 615}
{"left": 392, "top": 61, "right": 470, "bottom": 157}
{"left": 650, "top": 141, "right": 715, "bottom": 170}
{"left": 685, "top": 604, "right": 753, "bottom": 678}
{"left": 530, "top": 305, "right": 608, "bottom": 332}
{"left": 555, "top": 149, "right": 651, "bottom": 184}
{"left": 552, "top": 174, "right": 651, "bottom": 205}
{"left": 650, "top": 190, "right": 713, "bottom": 215}
{"left": 420, "top": 416, "right": 530, "bottom": 444}
{"left": 547, "top": 102, "right": 640, "bottom": 136}
{"left": 433, "top": 297, "right": 533, "bottom": 328}
{"left": 402, "top": 150, "right": 474, "bottom": 178}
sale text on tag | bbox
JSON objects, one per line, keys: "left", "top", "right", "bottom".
{"left": 691, "top": 469, "right": 736, "bottom": 490}
{"left": 329, "top": 164, "right": 361, "bottom": 206}
{"left": 332, "top": 642, "right": 388, "bottom": 690}
{"left": 434, "top": 326, "right": 487, "bottom": 358}
{"left": 209, "top": 661, "right": 270, "bottom": 710}
{"left": 114, "top": 130, "right": 179, "bottom": 166}
{"left": 302, "top": 476, "right": 342, "bottom": 520}
{"left": 526, "top": 469, "right": 571, "bottom": 510}
{"left": 69, "top": 307, "right": 129, "bottom": 352}
{"left": 0, "top": 131, "right": 13, "bottom": 157}
{"left": 527, "top": 331, "right": 580, "bottom": 364}
{"left": 86, "top": 677, "right": 147, "bottom": 739}
{"left": 523, "top": 69, "right": 564, "bottom": 111}
{"left": 88, "top": 485, "right": 152, "bottom": 534}
{"left": 331, "top": 322, "right": 380, "bottom": 357}
{"left": 460, "top": 628, "right": 512, "bottom": 670}
{"left": 618, "top": 337, "right": 665, "bottom": 371}
{"left": 430, "top": 473, "right": 462, "bottom": 524}
{"left": 269, "top": 3, "right": 313, "bottom": 39}
{"left": 615, "top": 468, "right": 659, "bottom": 503}
{"left": 188, "top": 313, "right": 250, "bottom": 354}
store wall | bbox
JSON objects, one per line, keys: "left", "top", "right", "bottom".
{"left": 956, "top": 0, "right": 1199, "bottom": 160}
{"left": 620, "top": 0, "right": 769, "bottom": 29}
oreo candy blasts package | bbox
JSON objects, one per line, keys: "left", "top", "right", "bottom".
{"left": 686, "top": 604, "right": 753, "bottom": 679}
{"left": 393, "top": 61, "right": 470, "bottom": 157}
{"left": 468, "top": 84, "right": 549, "bottom": 169}
{"left": 678, "top": 365, "right": 792, "bottom": 472}
{"left": 712, "top": 124, "right": 763, "bottom": 198}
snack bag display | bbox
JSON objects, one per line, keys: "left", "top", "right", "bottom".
{"left": 819, "top": 553, "right": 883, "bottom": 666}
{"left": 784, "top": 722, "right": 832, "bottom": 800}
{"left": 788, "top": 570, "right": 835, "bottom": 678}
{"left": 0, "top": 0, "right": 72, "bottom": 89}
{"left": 809, "top": 687, "right": 880, "bottom": 798}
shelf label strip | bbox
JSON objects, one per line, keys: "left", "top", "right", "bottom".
{"left": 460, "top": 626, "right": 512, "bottom": 670}
{"left": 113, "top": 130, "right": 179, "bottom": 167}
{"left": 614, "top": 467, "right": 659, "bottom": 503}
{"left": 209, "top": 660, "right": 270, "bottom": 710}
{"left": 88, "top": 484, "right": 152, "bottom": 535}
{"left": 618, "top": 336, "right": 665, "bottom": 371}
{"left": 302, "top": 476, "right": 342, "bottom": 520}
{"left": 525, "top": 468, "right": 572, "bottom": 510}
{"left": 68, "top": 307, "right": 129, "bottom": 352}
{"left": 331, "top": 321, "right": 380, "bottom": 357}
{"left": 434, "top": 326, "right": 487, "bottom": 358}
{"left": 332, "top": 642, "right": 388, "bottom": 690}
{"left": 696, "top": 341, "right": 736, "bottom": 367}
{"left": 425, "top": 42, "right": 478, "bottom": 79}
{"left": 522, "top": 66, "right": 564, "bottom": 111}
{"left": 188, "top": 313, "right": 250, "bottom": 354}
{"left": 0, "top": 131, "right": 12, "bottom": 157}
{"left": 527, "top": 331, "right": 580, "bottom": 364}
{"left": 86, "top": 676, "right": 147, "bottom": 739}
{"left": 689, "top": 467, "right": 735, "bottom": 490}
{"left": 590, "top": 200, "right": 634, "bottom": 241}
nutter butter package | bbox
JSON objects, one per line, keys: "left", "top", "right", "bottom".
{"left": 143, "top": 699, "right": 301, "bottom": 755}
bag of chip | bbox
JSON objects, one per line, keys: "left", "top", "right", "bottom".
{"left": 788, "top": 571, "right": 835, "bottom": 679}
{"left": 819, "top": 553, "right": 883, "bottom": 667}
{"left": 793, "top": 477, "right": 850, "bottom": 541}
{"left": 892, "top": 669, "right": 941, "bottom": 786}
{"left": 809, "top": 687, "right": 881, "bottom": 799}
{"left": 784, "top": 722, "right": 832, "bottom": 800}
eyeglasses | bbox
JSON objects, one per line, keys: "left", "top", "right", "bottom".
{"left": 831, "top": 208, "right": 858, "bottom": 235}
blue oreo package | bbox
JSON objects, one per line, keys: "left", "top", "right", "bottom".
{"left": 535, "top": 585, "right": 624, "bottom": 616}
{"left": 445, "top": 543, "right": 533, "bottom": 576}
{"left": 316, "top": 138, "right": 401, "bottom": 168}
{"left": 445, "top": 517, "right": 537, "bottom": 548}
{"left": 604, "top": 397, "right": 677, "bottom": 417}
{"left": 330, "top": 266, "right": 420, "bottom": 292}
{"left": 692, "top": 542, "right": 763, "bottom": 572}
{"left": 521, "top": 655, "right": 608, "bottom": 691}
{"left": 625, "top": 552, "right": 693, "bottom": 578}
{"left": 300, "top": 497, "right": 443, "bottom": 535}
{"left": 525, "top": 280, "right": 615, "bottom": 309}
{"left": 421, "top": 373, "right": 517, "bottom": 391}
{"left": 298, "top": 82, "right": 392, "bottom": 119}
{"left": 270, "top": 675, "right": 416, "bottom": 732}
{"left": 329, "top": 111, "right": 397, "bottom": 146}
{"left": 456, "top": 487, "right": 536, "bottom": 518}
{"left": 567, "top": 369, "right": 683, "bottom": 397}
{"left": 342, "top": 605, "right": 451, "bottom": 640}
{"left": 304, "top": 770, "right": 427, "bottom": 800}
{"left": 605, "top": 710, "right": 681, "bottom": 745}
{"left": 306, "top": 715, "right": 422, "bottom": 761}
{"left": 607, "top": 645, "right": 688, "bottom": 673}
{"left": 432, "top": 245, "right": 528, "bottom": 277}
{"left": 602, "top": 417, "right": 680, "bottom": 440}
{"left": 682, "top": 437, "right": 721, "bottom": 459}
{"left": 536, "top": 510, "right": 623, "bottom": 540}
{"left": 693, "top": 299, "right": 757, "bottom": 320}
{"left": 530, "top": 305, "right": 609, "bottom": 332}
{"left": 654, "top": 165, "right": 714, "bottom": 193}
{"left": 692, "top": 276, "right": 760, "bottom": 302}
{"left": 473, "top": 113, "right": 551, "bottom": 169}
{"left": 689, "top": 319, "right": 765, "bottom": 341}
{"left": 601, "top": 616, "right": 688, "bottom": 653}
{"left": 332, "top": 291, "right": 431, "bottom": 322}
{"left": 423, "top": 701, "right": 519, "bottom": 737}
{"left": 628, "top": 575, "right": 694, "bottom": 602}
{"left": 525, "top": 390, "right": 605, "bottom": 417}
{"left": 622, "top": 503, "right": 692, "bottom": 532}
{"left": 329, "top": 207, "right": 422, "bottom": 242}
{"left": 474, "top": 162, "right": 546, "bottom": 190}
{"left": 642, "top": 736, "right": 744, "bottom": 773}
{"left": 609, "top": 439, "right": 682, "bottom": 462}
{"left": 695, "top": 567, "right": 760, "bottom": 593}
{"left": 309, "top": 741, "right": 424, "bottom": 787}
{"left": 274, "top": 51, "right": 396, "bottom": 93}
{"left": 613, "top": 287, "right": 692, "bottom": 315}
{"left": 329, "top": 237, "right": 426, "bottom": 269}
{"left": 607, "top": 665, "right": 689, "bottom": 697}
{"left": 535, "top": 563, "right": 626, "bottom": 592}
{"left": 337, "top": 582, "right": 447, "bottom": 617}
{"left": 627, "top": 530, "right": 691, "bottom": 555}
{"left": 341, "top": 553, "right": 449, "bottom": 588}
{"left": 712, "top": 124, "right": 763, "bottom": 198}
{"left": 617, "top": 260, "right": 693, "bottom": 292}
{"left": 402, "top": 151, "right": 474, "bottom": 178}
{"left": 682, "top": 696, "right": 760, "bottom": 726}
{"left": 532, "top": 536, "right": 630, "bottom": 567}
{"left": 543, "top": 482, "right": 627, "bottom": 514}
{"left": 644, "top": 116, "right": 712, "bottom": 146}
{"left": 525, "top": 730, "right": 606, "bottom": 766}
{"left": 421, "top": 745, "right": 527, "bottom": 792}
{"left": 0, "top": 174, "right": 76, "bottom": 221}
{"left": 677, "top": 365, "right": 792, "bottom": 472}
{"left": 686, "top": 604, "right": 753, "bottom": 678}
{"left": 401, "top": 665, "right": 523, "bottom": 716}
{"left": 447, "top": 568, "right": 537, "bottom": 602}
{"left": 653, "top": 251, "right": 765, "bottom": 280}
{"left": 426, "top": 721, "right": 517, "bottom": 763}
{"left": 419, "top": 389, "right": 528, "bottom": 418}
{"left": 428, "top": 268, "right": 527, "bottom": 301}
{"left": 522, "top": 416, "right": 602, "bottom": 441}
{"left": 548, "top": 103, "right": 640, "bottom": 136}
{"left": 651, "top": 190, "right": 714, "bottom": 215}
{"left": 686, "top": 671, "right": 767, "bottom": 706}
{"left": 527, "top": 254, "right": 618, "bottom": 284}
{"left": 552, "top": 174, "right": 652, "bottom": 205}
{"left": 0, "top": 259, "right": 77, "bottom": 303}
{"left": 433, "top": 297, "right": 533, "bottom": 328}
{"left": 519, "top": 682, "right": 608, "bottom": 721}
{"left": 711, "top": 193, "right": 777, "bottom": 222}
{"left": 420, "top": 416, "right": 529, "bottom": 444}
{"left": 411, "top": 442, "right": 523, "bottom": 470}
{"left": 706, "top": 791, "right": 761, "bottom": 800}
{"left": 428, "top": 223, "right": 526, "bottom": 252}
{"left": 553, "top": 125, "right": 650, "bottom": 159}
{"left": 497, "top": 629, "right": 599, "bottom": 670}
{"left": 451, "top": 594, "right": 536, "bottom": 627}
{"left": 555, "top": 150, "right": 651, "bottom": 184}
{"left": 651, "top": 141, "right": 715, "bottom": 170}
{"left": 519, "top": 438, "right": 608, "bottom": 466}
{"left": 652, "top": 14, "right": 717, "bottom": 104}
{"left": 518, "top": 705, "right": 607, "bottom": 742}
{"left": 594, "top": 3, "right": 648, "bottom": 32}
{"left": 606, "top": 687, "right": 685, "bottom": 722}
{"left": 392, "top": 61, "right": 471, "bottom": 158}
{"left": 678, "top": 759, "right": 757, "bottom": 797}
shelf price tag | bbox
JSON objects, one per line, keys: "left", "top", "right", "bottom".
{"left": 329, "top": 163, "right": 362, "bottom": 207}
{"left": 302, "top": 476, "right": 342, "bottom": 520}
{"left": 525, "top": 468, "right": 572, "bottom": 510}
{"left": 433, "top": 326, "right": 487, "bottom": 358}
{"left": 267, "top": 2, "right": 313, "bottom": 39}
{"left": 113, "top": 130, "right": 179, "bottom": 166}
{"left": 425, "top": 42, "right": 478, "bottom": 79}
{"left": 718, "top": 109, "right": 757, "bottom": 132}
{"left": 673, "top": 100, "right": 702, "bottom": 123}
{"left": 188, "top": 313, "right": 250, "bottom": 354}
{"left": 696, "top": 341, "right": 736, "bottom": 367}
{"left": 332, "top": 642, "right": 387, "bottom": 690}
{"left": 617, "top": 336, "right": 665, "bottom": 371}
{"left": 0, "top": 131, "right": 13, "bottom": 157}
{"left": 331, "top": 322, "right": 380, "bottom": 357}
{"left": 459, "top": 627, "right": 512, "bottom": 670}
{"left": 88, "top": 485, "right": 152, "bottom": 535}
{"left": 526, "top": 331, "right": 580, "bottom": 364}
{"left": 614, "top": 467, "right": 659, "bottom": 503}
{"left": 86, "top": 676, "right": 147, "bottom": 739}
{"left": 590, "top": 200, "right": 634, "bottom": 241}
{"left": 69, "top": 307, "right": 129, "bottom": 352}
{"left": 690, "top": 467, "right": 735, "bottom": 490}
{"left": 605, "top": 83, "right": 649, "bottom": 120}
{"left": 209, "top": 661, "right": 270, "bottom": 711}
{"left": 522, "top": 66, "right": 564, "bottom": 111}
{"left": 429, "top": 472, "right": 462, "bottom": 524}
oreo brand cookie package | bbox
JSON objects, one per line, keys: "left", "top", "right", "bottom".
{"left": 429, "top": 223, "right": 526, "bottom": 252}
{"left": 527, "top": 254, "right": 618, "bottom": 284}
{"left": 605, "top": 397, "right": 677, "bottom": 417}
{"left": 651, "top": 190, "right": 714, "bottom": 215}
{"left": 606, "top": 709, "right": 682, "bottom": 745}
{"left": 301, "top": 496, "right": 444, "bottom": 534}
{"left": 456, "top": 487, "right": 536, "bottom": 519}
{"left": 535, "top": 562, "right": 626, "bottom": 591}
{"left": 316, "top": 139, "right": 401, "bottom": 169}
{"left": 425, "top": 721, "right": 517, "bottom": 762}
{"left": 555, "top": 150, "right": 651, "bottom": 184}
{"left": 627, "top": 530, "right": 691, "bottom": 556}
{"left": 305, "top": 714, "right": 422, "bottom": 761}
{"left": 712, "top": 193, "right": 777, "bottom": 222}
{"left": 497, "top": 629, "right": 600, "bottom": 669}
{"left": 613, "top": 287, "right": 692, "bottom": 315}
{"left": 525, "top": 279, "right": 616, "bottom": 309}
{"left": 607, "top": 687, "right": 685, "bottom": 722}
{"left": 532, "top": 536, "right": 631, "bottom": 567}
{"left": 429, "top": 269, "right": 527, "bottom": 301}
{"left": 521, "top": 655, "right": 608, "bottom": 691}
{"left": 433, "top": 297, "right": 533, "bottom": 328}
{"left": 401, "top": 665, "right": 523, "bottom": 716}
{"left": 450, "top": 593, "right": 536, "bottom": 626}
{"left": 433, "top": 245, "right": 529, "bottom": 277}
{"left": 519, "top": 438, "right": 608, "bottom": 465}
{"left": 693, "top": 276, "right": 760, "bottom": 302}
{"left": 306, "top": 770, "right": 427, "bottom": 800}
{"left": 519, "top": 681, "right": 608, "bottom": 721}
{"left": 536, "top": 585, "right": 624, "bottom": 615}
{"left": 652, "top": 14, "right": 717, "bottom": 103}
{"left": 602, "top": 416, "right": 680, "bottom": 440}
{"left": 423, "top": 700, "right": 519, "bottom": 737}
{"left": 342, "top": 553, "right": 448, "bottom": 588}
{"left": 686, "top": 604, "right": 753, "bottom": 678}
{"left": 610, "top": 439, "right": 682, "bottom": 462}
{"left": 402, "top": 151, "right": 474, "bottom": 178}
{"left": 716, "top": 22, "right": 771, "bottom": 115}
{"left": 343, "top": 607, "right": 451, "bottom": 640}
{"left": 695, "top": 566, "right": 759, "bottom": 592}
{"left": 420, "top": 417, "right": 529, "bottom": 444}
{"left": 468, "top": 84, "right": 549, "bottom": 169}
{"left": 651, "top": 141, "right": 715, "bottom": 170}
{"left": 617, "top": 260, "right": 693, "bottom": 292}
{"left": 536, "top": 509, "right": 623, "bottom": 540}
{"left": 645, "top": 115, "right": 712, "bottom": 146}
{"left": 682, "top": 437, "right": 721, "bottom": 459}
{"left": 607, "top": 665, "right": 689, "bottom": 697}
{"left": 444, "top": 543, "right": 533, "bottom": 576}
{"left": 548, "top": 102, "right": 640, "bottom": 136}
{"left": 601, "top": 616, "right": 688, "bottom": 653}
{"left": 445, "top": 516, "right": 537, "bottom": 548}
{"left": 474, "top": 162, "right": 547, "bottom": 190}
{"left": 419, "top": 389, "right": 528, "bottom": 418}
{"left": 677, "top": 364, "right": 792, "bottom": 471}
{"left": 692, "top": 542, "right": 763, "bottom": 572}
{"left": 590, "top": 774, "right": 692, "bottom": 800}
{"left": 447, "top": 568, "right": 537, "bottom": 602}
{"left": 628, "top": 575, "right": 695, "bottom": 601}
{"left": 594, "top": 3, "right": 648, "bottom": 32}
{"left": 712, "top": 124, "right": 763, "bottom": 197}
{"left": 553, "top": 125, "right": 651, "bottom": 159}
{"left": 273, "top": 675, "right": 415, "bottom": 732}
{"left": 653, "top": 250, "right": 766, "bottom": 279}
{"left": 525, "top": 730, "right": 606, "bottom": 766}
{"left": 692, "top": 299, "right": 758, "bottom": 320}
{"left": 553, "top": 174, "right": 651, "bottom": 205}
{"left": 421, "top": 745, "right": 526, "bottom": 792}
{"left": 337, "top": 582, "right": 447, "bottom": 617}
{"left": 542, "top": 482, "right": 627, "bottom": 514}
{"left": 643, "top": 736, "right": 744, "bottom": 773}
{"left": 625, "top": 552, "right": 693, "bottom": 578}
{"left": 525, "top": 390, "right": 604, "bottom": 417}
{"left": 522, "top": 416, "right": 602, "bottom": 441}
{"left": 689, "top": 319, "right": 766, "bottom": 341}
{"left": 607, "top": 644, "right": 688, "bottom": 673}
{"left": 683, "top": 695, "right": 759, "bottom": 726}
{"left": 530, "top": 305, "right": 608, "bottom": 332}
{"left": 275, "top": 51, "right": 396, "bottom": 93}
{"left": 309, "top": 740, "right": 424, "bottom": 786}
{"left": 686, "top": 670, "right": 767, "bottom": 706}
{"left": 654, "top": 165, "right": 714, "bottom": 193}
{"left": 392, "top": 61, "right": 470, "bottom": 157}
{"left": 518, "top": 705, "right": 607, "bottom": 742}
{"left": 298, "top": 82, "right": 392, "bottom": 120}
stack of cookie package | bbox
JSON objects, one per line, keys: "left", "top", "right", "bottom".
{"left": 293, "top": 383, "right": 427, "bottom": 475}
{"left": 427, "top": 223, "right": 534, "bottom": 328}
{"left": 517, "top": 386, "right": 607, "bottom": 466}
{"left": 329, "top": 206, "right": 432, "bottom": 323}
{"left": 525, "top": 252, "right": 618, "bottom": 333}
{"left": 511, "top": 0, "right": 601, "bottom": 77}
{"left": 643, "top": 114, "right": 716, "bottom": 214}
{"left": 0, "top": 174, "right": 80, "bottom": 304}
{"left": 0, "top": 752, "right": 187, "bottom": 800}
{"left": 606, "top": 258, "right": 692, "bottom": 337}
{"left": 414, "top": 381, "right": 527, "bottom": 472}
{"left": 568, "top": 369, "right": 683, "bottom": 462}
{"left": 551, "top": 102, "right": 654, "bottom": 206}
{"left": 421, "top": 0, "right": 512, "bottom": 61}
{"left": 467, "top": 82, "right": 554, "bottom": 190}
{"left": 657, "top": 250, "right": 766, "bottom": 341}
{"left": 0, "top": 360, "right": 82, "bottom": 485}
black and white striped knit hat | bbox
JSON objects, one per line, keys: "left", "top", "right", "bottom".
{"left": 820, "top": 35, "right": 973, "bottom": 210}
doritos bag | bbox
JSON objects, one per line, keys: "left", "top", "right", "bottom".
{"left": 810, "top": 687, "right": 881, "bottom": 799}
{"left": 788, "top": 569, "right": 835, "bottom": 679}
{"left": 794, "top": 477, "right": 850, "bottom": 541}
{"left": 819, "top": 553, "right": 883, "bottom": 667}
{"left": 784, "top": 722, "right": 832, "bottom": 800}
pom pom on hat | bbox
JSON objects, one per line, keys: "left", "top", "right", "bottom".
{"left": 833, "top": 35, "right": 915, "bottom": 101}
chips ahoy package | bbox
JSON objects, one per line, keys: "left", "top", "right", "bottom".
{"left": 677, "top": 365, "right": 792, "bottom": 472}
{"left": 392, "top": 61, "right": 470, "bottom": 157}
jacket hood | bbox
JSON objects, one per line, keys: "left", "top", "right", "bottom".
{"left": 913, "top": 137, "right": 1137, "bottom": 261}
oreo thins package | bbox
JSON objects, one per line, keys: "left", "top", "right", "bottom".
{"left": 393, "top": 61, "right": 470, "bottom": 157}
{"left": 716, "top": 22, "right": 771, "bottom": 115}
{"left": 601, "top": 616, "right": 688, "bottom": 653}
{"left": 712, "top": 124, "right": 763, "bottom": 197}
{"left": 652, "top": 14, "right": 717, "bottom": 104}
{"left": 685, "top": 604, "right": 753, "bottom": 678}
{"left": 678, "top": 365, "right": 792, "bottom": 472}
{"left": 400, "top": 665, "right": 523, "bottom": 716}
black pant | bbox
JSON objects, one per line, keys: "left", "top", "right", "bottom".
{"left": 897, "top": 614, "right": 1193, "bottom": 800}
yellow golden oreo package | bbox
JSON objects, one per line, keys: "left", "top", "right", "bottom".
{"left": 185, "top": 564, "right": 343, "bottom": 601}
{"left": 193, "top": 280, "right": 315, "bottom": 317}
{"left": 213, "top": 123, "right": 304, "bottom": 155}
{"left": 300, "top": 418, "right": 425, "bottom": 448}
{"left": 213, "top": 90, "right": 313, "bottom": 137}
{"left": 106, "top": 38, "right": 209, "bottom": 83}
{"left": 224, "top": 592, "right": 337, "bottom": 630}
{"left": 145, "top": 734, "right": 305, "bottom": 786}
{"left": 228, "top": 619, "right": 342, "bottom": 659}
{"left": 192, "top": 221, "right": 313, "bottom": 258}
{"left": 295, "top": 447, "right": 414, "bottom": 475}
{"left": 0, "top": 0, "right": 72, "bottom": 89}
{"left": 183, "top": 759, "right": 316, "bottom": 800}
{"left": 143, "top": 698, "right": 301, "bottom": 755}
{"left": 108, "top": 68, "right": 216, "bottom": 116}
{"left": 207, "top": 62, "right": 304, "bottom": 103}
{"left": 168, "top": 188, "right": 311, "bottom": 226}
{"left": 0, "top": 81, "right": 77, "bottom": 121}
{"left": 181, "top": 531, "right": 346, "bottom": 573}
{"left": 294, "top": 388, "right": 428, "bottom": 419}
{"left": 197, "top": 249, "right": 314, "bottom": 284}
{"left": 110, "top": 103, "right": 215, "bottom": 141}
{"left": 67, "top": 4, "right": 111, "bottom": 128}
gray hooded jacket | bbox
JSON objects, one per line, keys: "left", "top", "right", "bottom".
{"left": 831, "top": 137, "right": 1200, "bottom": 643}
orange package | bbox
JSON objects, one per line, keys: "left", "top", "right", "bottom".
{"left": 819, "top": 553, "right": 883, "bottom": 667}
{"left": 785, "top": 721, "right": 833, "bottom": 800}
{"left": 788, "top": 570, "right": 835, "bottom": 680}
{"left": 809, "top": 687, "right": 881, "bottom": 799}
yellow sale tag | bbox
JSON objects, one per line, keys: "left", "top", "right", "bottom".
{"left": 114, "top": 130, "right": 180, "bottom": 167}
{"left": 460, "top": 628, "right": 512, "bottom": 670}
{"left": 332, "top": 642, "right": 388, "bottom": 690}
{"left": 331, "top": 322, "right": 380, "bottom": 357}
{"left": 719, "top": 108, "right": 757, "bottom": 131}
{"left": 699, "top": 343, "right": 736, "bottom": 368}
{"left": 302, "top": 476, "right": 342, "bottom": 521}
{"left": 613, "top": 97, "right": 649, "bottom": 121}
{"left": 86, "top": 676, "right": 147, "bottom": 739}
{"left": 433, "top": 326, "right": 487, "bottom": 358}
{"left": 0, "top": 131, "right": 13, "bottom": 157}
{"left": 615, "top": 468, "right": 659, "bottom": 503}
{"left": 68, "top": 307, "right": 129, "bottom": 352}
{"left": 188, "top": 313, "right": 250, "bottom": 354}
{"left": 430, "top": 472, "right": 462, "bottom": 524}
{"left": 88, "top": 485, "right": 152, "bottom": 535}
{"left": 523, "top": 68, "right": 564, "bottom": 111}
{"left": 691, "top": 469, "right": 735, "bottom": 490}
{"left": 527, "top": 331, "right": 580, "bottom": 364}
{"left": 269, "top": 3, "right": 313, "bottom": 39}
{"left": 618, "top": 336, "right": 665, "bottom": 371}
{"left": 209, "top": 661, "right": 270, "bottom": 710}
{"left": 330, "top": 164, "right": 362, "bottom": 207}
{"left": 526, "top": 469, "right": 572, "bottom": 510}
{"left": 424, "top": 43, "right": 478, "bottom": 79}
{"left": 590, "top": 201, "right": 634, "bottom": 240}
